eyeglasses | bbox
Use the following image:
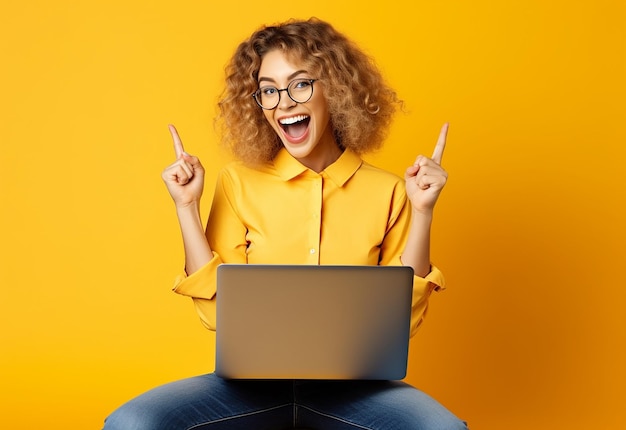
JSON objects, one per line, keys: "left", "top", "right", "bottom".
{"left": 252, "top": 78, "right": 317, "bottom": 110}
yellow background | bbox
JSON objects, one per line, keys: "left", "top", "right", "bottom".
{"left": 1, "top": 1, "right": 624, "bottom": 429}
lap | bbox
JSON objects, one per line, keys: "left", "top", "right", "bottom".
{"left": 295, "top": 380, "right": 467, "bottom": 430}
{"left": 104, "top": 374, "right": 294, "bottom": 430}
{"left": 104, "top": 375, "right": 467, "bottom": 430}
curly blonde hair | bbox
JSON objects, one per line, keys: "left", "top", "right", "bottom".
{"left": 217, "top": 17, "right": 401, "bottom": 166}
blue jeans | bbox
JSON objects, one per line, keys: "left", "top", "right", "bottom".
{"left": 104, "top": 373, "right": 467, "bottom": 429}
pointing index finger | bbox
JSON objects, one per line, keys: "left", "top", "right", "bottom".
{"left": 168, "top": 124, "right": 185, "bottom": 159}
{"left": 431, "top": 123, "right": 449, "bottom": 165}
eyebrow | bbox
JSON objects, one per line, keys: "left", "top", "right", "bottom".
{"left": 258, "top": 70, "right": 308, "bottom": 84}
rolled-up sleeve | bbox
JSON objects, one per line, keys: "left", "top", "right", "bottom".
{"left": 409, "top": 265, "right": 445, "bottom": 337}
{"left": 173, "top": 252, "right": 223, "bottom": 330}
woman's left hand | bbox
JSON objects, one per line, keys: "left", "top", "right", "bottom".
{"left": 404, "top": 123, "right": 449, "bottom": 213}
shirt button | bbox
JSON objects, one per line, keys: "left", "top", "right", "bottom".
{"left": 309, "top": 248, "right": 316, "bottom": 254}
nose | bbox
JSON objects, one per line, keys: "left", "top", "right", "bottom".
{"left": 277, "top": 88, "right": 296, "bottom": 109}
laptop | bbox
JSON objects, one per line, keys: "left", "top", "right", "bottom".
{"left": 215, "top": 264, "right": 414, "bottom": 380}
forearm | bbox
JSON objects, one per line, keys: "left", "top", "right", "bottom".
{"left": 400, "top": 209, "right": 433, "bottom": 278}
{"left": 176, "top": 202, "right": 213, "bottom": 275}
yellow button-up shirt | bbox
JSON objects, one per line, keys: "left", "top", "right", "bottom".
{"left": 174, "top": 148, "right": 445, "bottom": 337}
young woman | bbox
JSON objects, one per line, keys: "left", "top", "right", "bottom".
{"left": 104, "top": 17, "right": 467, "bottom": 430}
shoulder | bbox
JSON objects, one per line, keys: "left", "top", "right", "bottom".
{"left": 215, "top": 160, "right": 283, "bottom": 197}
{"left": 343, "top": 160, "right": 407, "bottom": 204}
{"left": 357, "top": 161, "right": 405, "bottom": 189}
{"left": 218, "top": 159, "right": 276, "bottom": 181}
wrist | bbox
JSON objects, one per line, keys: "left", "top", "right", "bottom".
{"left": 175, "top": 202, "right": 203, "bottom": 228}
{"left": 411, "top": 208, "right": 434, "bottom": 223}
{"left": 175, "top": 199, "right": 201, "bottom": 213}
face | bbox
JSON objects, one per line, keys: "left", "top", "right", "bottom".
{"left": 257, "top": 50, "right": 340, "bottom": 172}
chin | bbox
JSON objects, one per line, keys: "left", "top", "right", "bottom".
{"left": 284, "top": 145, "right": 313, "bottom": 160}
{"left": 281, "top": 135, "right": 315, "bottom": 156}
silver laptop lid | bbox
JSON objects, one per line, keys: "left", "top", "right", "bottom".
{"left": 215, "top": 264, "right": 414, "bottom": 380}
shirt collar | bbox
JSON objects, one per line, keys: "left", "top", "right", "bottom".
{"left": 272, "top": 148, "right": 362, "bottom": 187}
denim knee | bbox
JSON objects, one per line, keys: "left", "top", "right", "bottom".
{"left": 103, "top": 402, "right": 165, "bottom": 430}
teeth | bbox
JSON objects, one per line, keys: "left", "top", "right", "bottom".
{"left": 279, "top": 115, "right": 309, "bottom": 125}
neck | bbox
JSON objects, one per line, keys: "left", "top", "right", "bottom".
{"left": 306, "top": 144, "right": 343, "bottom": 172}
{"left": 298, "top": 128, "right": 343, "bottom": 172}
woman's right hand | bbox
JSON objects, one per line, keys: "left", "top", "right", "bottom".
{"left": 161, "top": 124, "right": 205, "bottom": 208}
{"left": 162, "top": 125, "right": 212, "bottom": 273}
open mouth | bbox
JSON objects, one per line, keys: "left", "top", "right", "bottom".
{"left": 279, "top": 115, "right": 310, "bottom": 139}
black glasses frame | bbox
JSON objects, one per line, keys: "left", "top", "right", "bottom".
{"left": 252, "top": 79, "right": 317, "bottom": 110}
